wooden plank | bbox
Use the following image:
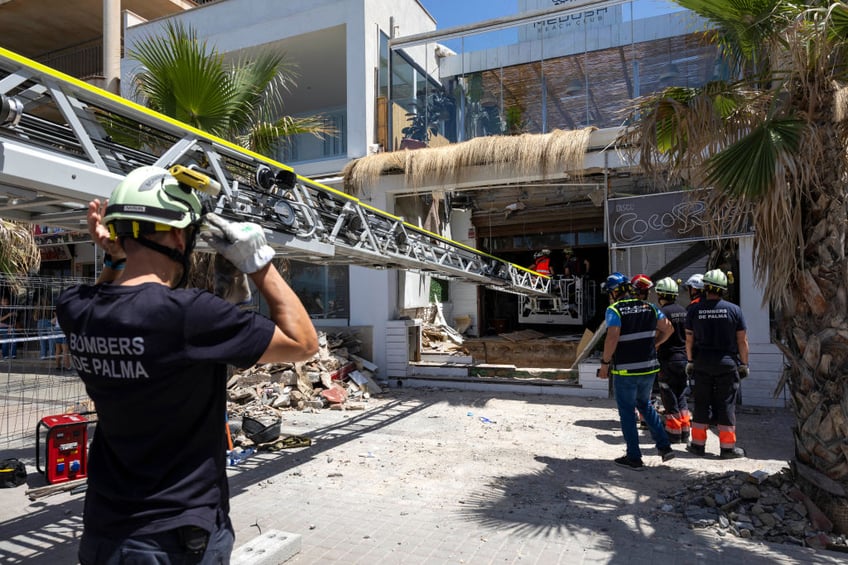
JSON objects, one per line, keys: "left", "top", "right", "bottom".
{"left": 499, "top": 329, "right": 545, "bottom": 342}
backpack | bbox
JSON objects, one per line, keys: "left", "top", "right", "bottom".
{"left": 0, "top": 458, "right": 27, "bottom": 488}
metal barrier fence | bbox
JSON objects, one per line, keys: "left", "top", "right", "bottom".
{"left": 1, "top": 275, "right": 93, "bottom": 449}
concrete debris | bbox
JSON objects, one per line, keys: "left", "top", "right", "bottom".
{"left": 659, "top": 467, "right": 848, "bottom": 552}
{"left": 226, "top": 330, "right": 382, "bottom": 448}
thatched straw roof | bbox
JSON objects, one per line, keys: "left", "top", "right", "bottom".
{"left": 342, "top": 128, "right": 595, "bottom": 196}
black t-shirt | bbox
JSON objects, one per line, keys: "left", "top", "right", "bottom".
{"left": 57, "top": 282, "right": 276, "bottom": 537}
{"left": 658, "top": 302, "right": 687, "bottom": 362}
{"left": 684, "top": 297, "right": 746, "bottom": 367}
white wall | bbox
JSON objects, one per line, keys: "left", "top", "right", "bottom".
{"left": 737, "top": 236, "right": 786, "bottom": 408}
{"left": 123, "top": 0, "right": 434, "bottom": 173}
{"left": 122, "top": 0, "right": 436, "bottom": 378}
{"left": 448, "top": 209, "right": 479, "bottom": 336}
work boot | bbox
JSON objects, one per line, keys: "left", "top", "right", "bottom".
{"left": 614, "top": 455, "right": 644, "bottom": 470}
{"left": 686, "top": 444, "right": 706, "bottom": 456}
{"left": 658, "top": 446, "right": 676, "bottom": 462}
{"left": 680, "top": 431, "right": 690, "bottom": 444}
{"left": 667, "top": 432, "right": 682, "bottom": 444}
{"left": 720, "top": 446, "right": 746, "bottom": 459}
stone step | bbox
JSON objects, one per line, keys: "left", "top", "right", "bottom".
{"left": 420, "top": 352, "right": 474, "bottom": 364}
{"left": 408, "top": 362, "right": 469, "bottom": 378}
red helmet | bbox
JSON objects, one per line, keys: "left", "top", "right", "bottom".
{"left": 631, "top": 273, "right": 653, "bottom": 292}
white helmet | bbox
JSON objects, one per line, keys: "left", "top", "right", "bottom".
{"left": 683, "top": 274, "right": 704, "bottom": 290}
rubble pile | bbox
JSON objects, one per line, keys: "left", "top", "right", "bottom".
{"left": 659, "top": 467, "right": 848, "bottom": 552}
{"left": 225, "top": 330, "right": 383, "bottom": 446}
{"left": 408, "top": 303, "right": 468, "bottom": 354}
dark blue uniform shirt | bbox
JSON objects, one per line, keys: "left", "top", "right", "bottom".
{"left": 57, "top": 282, "right": 276, "bottom": 538}
{"left": 685, "top": 297, "right": 746, "bottom": 367}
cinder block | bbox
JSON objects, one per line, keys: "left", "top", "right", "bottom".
{"left": 231, "top": 530, "right": 301, "bottom": 565}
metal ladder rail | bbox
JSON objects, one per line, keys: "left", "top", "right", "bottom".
{"left": 0, "top": 46, "right": 554, "bottom": 297}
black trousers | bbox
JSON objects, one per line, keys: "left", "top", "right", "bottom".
{"left": 691, "top": 366, "right": 739, "bottom": 428}
{"left": 658, "top": 358, "right": 689, "bottom": 417}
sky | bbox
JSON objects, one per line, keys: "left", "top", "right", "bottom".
{"left": 418, "top": 0, "right": 517, "bottom": 29}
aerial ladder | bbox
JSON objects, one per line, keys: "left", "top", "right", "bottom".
{"left": 0, "top": 46, "right": 553, "bottom": 297}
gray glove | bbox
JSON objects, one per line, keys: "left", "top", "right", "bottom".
{"left": 200, "top": 213, "right": 275, "bottom": 274}
{"left": 213, "top": 253, "right": 251, "bottom": 305}
{"left": 738, "top": 364, "right": 749, "bottom": 379}
{"left": 685, "top": 362, "right": 694, "bottom": 378}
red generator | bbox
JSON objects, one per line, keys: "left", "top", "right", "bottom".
{"left": 36, "top": 413, "right": 89, "bottom": 485}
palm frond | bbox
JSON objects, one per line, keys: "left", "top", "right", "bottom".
{"left": 0, "top": 220, "right": 39, "bottom": 275}
{"left": 242, "top": 115, "right": 335, "bottom": 155}
{"left": 704, "top": 117, "right": 803, "bottom": 198}
{"left": 129, "top": 21, "right": 241, "bottom": 134}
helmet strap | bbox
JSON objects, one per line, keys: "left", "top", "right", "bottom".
{"left": 132, "top": 230, "right": 196, "bottom": 289}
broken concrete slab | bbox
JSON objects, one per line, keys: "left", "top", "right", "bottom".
{"left": 231, "top": 529, "right": 301, "bottom": 565}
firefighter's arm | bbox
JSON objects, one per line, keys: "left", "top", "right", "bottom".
{"left": 684, "top": 329, "right": 696, "bottom": 378}
{"left": 597, "top": 325, "right": 620, "bottom": 380}
{"left": 654, "top": 316, "right": 673, "bottom": 348}
{"left": 736, "top": 329, "right": 749, "bottom": 365}
{"left": 685, "top": 330, "right": 694, "bottom": 361}
{"left": 251, "top": 264, "right": 319, "bottom": 364}
{"left": 87, "top": 199, "right": 126, "bottom": 284}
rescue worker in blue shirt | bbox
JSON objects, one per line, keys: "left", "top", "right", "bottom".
{"left": 597, "top": 272, "right": 676, "bottom": 469}
{"left": 684, "top": 269, "right": 748, "bottom": 459}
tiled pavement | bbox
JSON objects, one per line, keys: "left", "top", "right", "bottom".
{"left": 1, "top": 386, "right": 846, "bottom": 564}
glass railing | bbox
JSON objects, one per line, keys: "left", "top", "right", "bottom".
{"left": 388, "top": 0, "right": 715, "bottom": 149}
{"left": 275, "top": 107, "right": 347, "bottom": 165}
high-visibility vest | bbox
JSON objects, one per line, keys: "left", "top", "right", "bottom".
{"left": 608, "top": 298, "right": 660, "bottom": 376}
{"left": 533, "top": 257, "right": 551, "bottom": 276}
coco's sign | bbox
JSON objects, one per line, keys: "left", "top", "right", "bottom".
{"left": 608, "top": 190, "right": 752, "bottom": 247}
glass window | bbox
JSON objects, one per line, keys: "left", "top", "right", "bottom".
{"left": 287, "top": 261, "right": 349, "bottom": 319}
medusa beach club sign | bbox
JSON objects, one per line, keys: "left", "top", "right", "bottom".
{"left": 607, "top": 189, "right": 753, "bottom": 248}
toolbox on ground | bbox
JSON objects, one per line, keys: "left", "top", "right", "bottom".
{"left": 36, "top": 413, "right": 89, "bottom": 485}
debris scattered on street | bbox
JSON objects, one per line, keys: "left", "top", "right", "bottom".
{"left": 659, "top": 467, "right": 848, "bottom": 551}
{"left": 226, "top": 330, "right": 382, "bottom": 448}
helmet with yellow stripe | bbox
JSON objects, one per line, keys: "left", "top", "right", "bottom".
{"left": 103, "top": 166, "right": 202, "bottom": 239}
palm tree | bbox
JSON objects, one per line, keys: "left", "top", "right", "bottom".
{"left": 619, "top": 0, "right": 848, "bottom": 528}
{"left": 127, "top": 20, "right": 332, "bottom": 156}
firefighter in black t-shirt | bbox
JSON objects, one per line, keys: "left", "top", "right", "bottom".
{"left": 58, "top": 166, "right": 318, "bottom": 564}
{"left": 654, "top": 277, "right": 691, "bottom": 444}
{"left": 684, "top": 269, "right": 748, "bottom": 459}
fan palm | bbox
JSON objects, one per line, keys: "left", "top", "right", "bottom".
{"left": 127, "top": 20, "right": 332, "bottom": 156}
{"left": 619, "top": 0, "right": 848, "bottom": 529}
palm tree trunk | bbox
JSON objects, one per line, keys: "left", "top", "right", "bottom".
{"left": 782, "top": 138, "right": 848, "bottom": 533}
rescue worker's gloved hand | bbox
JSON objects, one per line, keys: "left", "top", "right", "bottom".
{"left": 213, "top": 253, "right": 251, "bottom": 305}
{"left": 738, "top": 364, "right": 749, "bottom": 379}
{"left": 685, "top": 362, "right": 694, "bottom": 378}
{"left": 200, "top": 213, "right": 275, "bottom": 274}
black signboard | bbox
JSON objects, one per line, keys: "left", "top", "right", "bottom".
{"left": 608, "top": 190, "right": 752, "bottom": 247}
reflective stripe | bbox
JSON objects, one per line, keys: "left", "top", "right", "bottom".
{"left": 618, "top": 330, "right": 656, "bottom": 342}
{"left": 613, "top": 360, "right": 659, "bottom": 371}
{"left": 611, "top": 368, "right": 659, "bottom": 376}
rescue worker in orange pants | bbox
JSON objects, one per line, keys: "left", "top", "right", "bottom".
{"left": 684, "top": 269, "right": 748, "bottom": 459}
{"left": 654, "top": 277, "right": 691, "bottom": 444}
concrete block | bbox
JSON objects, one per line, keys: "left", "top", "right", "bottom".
{"left": 576, "top": 362, "right": 610, "bottom": 398}
{"left": 231, "top": 530, "right": 301, "bottom": 565}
